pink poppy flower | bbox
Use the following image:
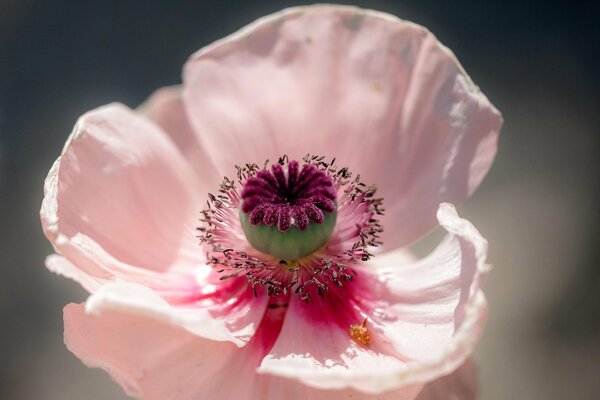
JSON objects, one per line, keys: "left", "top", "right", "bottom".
{"left": 41, "top": 5, "right": 501, "bottom": 400}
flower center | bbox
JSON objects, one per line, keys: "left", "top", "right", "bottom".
{"left": 197, "top": 155, "right": 384, "bottom": 301}
{"left": 239, "top": 159, "right": 337, "bottom": 260}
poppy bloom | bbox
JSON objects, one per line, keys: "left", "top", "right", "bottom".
{"left": 41, "top": 5, "right": 501, "bottom": 399}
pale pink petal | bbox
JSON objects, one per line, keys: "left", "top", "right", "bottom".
{"left": 40, "top": 103, "right": 202, "bottom": 290}
{"left": 258, "top": 294, "right": 425, "bottom": 395}
{"left": 259, "top": 203, "right": 489, "bottom": 393}
{"left": 64, "top": 302, "right": 247, "bottom": 400}
{"left": 82, "top": 281, "right": 267, "bottom": 346}
{"left": 138, "top": 85, "right": 219, "bottom": 195}
{"left": 262, "top": 376, "right": 423, "bottom": 400}
{"left": 183, "top": 4, "right": 502, "bottom": 249}
{"left": 415, "top": 358, "right": 478, "bottom": 400}
{"left": 46, "top": 254, "right": 102, "bottom": 293}
{"left": 65, "top": 302, "right": 420, "bottom": 400}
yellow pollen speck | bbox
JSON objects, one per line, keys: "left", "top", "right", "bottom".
{"left": 349, "top": 318, "right": 370, "bottom": 346}
{"left": 280, "top": 259, "right": 298, "bottom": 271}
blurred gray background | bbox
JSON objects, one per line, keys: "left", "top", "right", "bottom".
{"left": 0, "top": 0, "right": 598, "bottom": 399}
